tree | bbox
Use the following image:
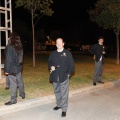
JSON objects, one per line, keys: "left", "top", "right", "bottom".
{"left": 88, "top": 0, "right": 120, "bottom": 65}
{"left": 15, "top": 0, "right": 54, "bottom": 67}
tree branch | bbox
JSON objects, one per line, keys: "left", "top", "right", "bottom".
{"left": 34, "top": 14, "right": 44, "bottom": 26}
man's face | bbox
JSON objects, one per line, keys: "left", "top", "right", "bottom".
{"left": 99, "top": 38, "right": 104, "bottom": 45}
{"left": 56, "top": 38, "right": 64, "bottom": 50}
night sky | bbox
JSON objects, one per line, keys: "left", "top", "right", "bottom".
{"left": 12, "top": 0, "right": 115, "bottom": 46}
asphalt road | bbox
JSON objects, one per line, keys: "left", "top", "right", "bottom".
{"left": 1, "top": 84, "right": 120, "bottom": 120}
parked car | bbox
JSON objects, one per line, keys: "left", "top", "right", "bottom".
{"left": 81, "top": 45, "right": 90, "bottom": 52}
{"left": 36, "top": 43, "right": 46, "bottom": 51}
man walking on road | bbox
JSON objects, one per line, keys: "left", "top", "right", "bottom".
{"left": 48, "top": 38, "right": 75, "bottom": 117}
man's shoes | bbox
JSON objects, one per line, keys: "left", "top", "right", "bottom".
{"left": 19, "top": 93, "right": 25, "bottom": 99}
{"left": 5, "top": 87, "right": 9, "bottom": 90}
{"left": 61, "top": 112, "right": 66, "bottom": 117}
{"left": 20, "top": 95, "right": 25, "bottom": 99}
{"left": 5, "top": 101, "right": 17, "bottom": 105}
{"left": 97, "top": 81, "right": 104, "bottom": 84}
{"left": 93, "top": 82, "right": 96, "bottom": 86}
{"left": 53, "top": 106, "right": 61, "bottom": 110}
{"left": 21, "top": 96, "right": 25, "bottom": 99}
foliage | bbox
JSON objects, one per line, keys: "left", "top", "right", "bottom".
{"left": 89, "top": 0, "right": 120, "bottom": 32}
{"left": 15, "top": 0, "right": 54, "bottom": 18}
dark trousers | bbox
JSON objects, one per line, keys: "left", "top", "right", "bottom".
{"left": 53, "top": 79, "right": 69, "bottom": 112}
{"left": 93, "top": 60, "right": 104, "bottom": 83}
{"left": 6, "top": 76, "right": 10, "bottom": 88}
{"left": 8, "top": 72, "right": 25, "bottom": 103}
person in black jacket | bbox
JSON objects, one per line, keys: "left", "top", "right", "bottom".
{"left": 90, "top": 36, "right": 105, "bottom": 86}
{"left": 48, "top": 38, "right": 75, "bottom": 117}
{"left": 4, "top": 32, "right": 25, "bottom": 105}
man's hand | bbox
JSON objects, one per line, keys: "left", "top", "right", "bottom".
{"left": 51, "top": 66, "right": 55, "bottom": 71}
{"left": 93, "top": 55, "right": 95, "bottom": 60}
{"left": 50, "top": 66, "right": 55, "bottom": 74}
{"left": 102, "top": 51, "right": 105, "bottom": 54}
{"left": 5, "top": 72, "right": 9, "bottom": 75}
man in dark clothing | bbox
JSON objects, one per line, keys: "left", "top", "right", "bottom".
{"left": 48, "top": 38, "right": 75, "bottom": 117}
{"left": 90, "top": 36, "right": 105, "bottom": 86}
{"left": 4, "top": 33, "right": 25, "bottom": 105}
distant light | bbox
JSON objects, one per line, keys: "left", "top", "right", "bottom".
{"left": 47, "top": 36, "right": 49, "bottom": 39}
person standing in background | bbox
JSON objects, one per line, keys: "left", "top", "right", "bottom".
{"left": 90, "top": 36, "right": 105, "bottom": 86}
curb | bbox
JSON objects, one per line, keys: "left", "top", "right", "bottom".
{"left": 0, "top": 80, "right": 119, "bottom": 116}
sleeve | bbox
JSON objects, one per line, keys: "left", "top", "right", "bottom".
{"left": 4, "top": 47, "right": 12, "bottom": 73}
{"left": 67, "top": 51, "right": 75, "bottom": 75}
{"left": 90, "top": 45, "right": 96, "bottom": 55}
{"left": 48, "top": 53, "right": 53, "bottom": 70}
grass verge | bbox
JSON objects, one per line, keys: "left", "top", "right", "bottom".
{"left": 0, "top": 52, "right": 120, "bottom": 105}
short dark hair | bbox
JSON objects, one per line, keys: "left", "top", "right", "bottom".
{"left": 98, "top": 36, "right": 104, "bottom": 41}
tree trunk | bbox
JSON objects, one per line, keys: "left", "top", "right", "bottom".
{"left": 32, "top": 10, "right": 35, "bottom": 67}
{"left": 116, "top": 31, "right": 119, "bottom": 65}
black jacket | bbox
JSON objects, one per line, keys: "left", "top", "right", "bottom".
{"left": 90, "top": 44, "right": 104, "bottom": 62}
{"left": 48, "top": 49, "right": 75, "bottom": 83}
{"left": 4, "top": 44, "right": 23, "bottom": 74}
